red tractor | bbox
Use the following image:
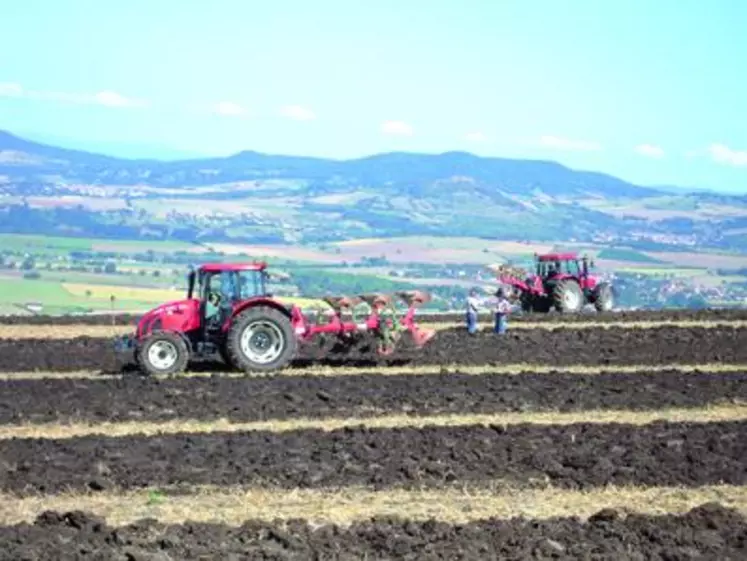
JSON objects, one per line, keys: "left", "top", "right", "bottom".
{"left": 488, "top": 252, "right": 614, "bottom": 314}
{"left": 114, "top": 261, "right": 437, "bottom": 375}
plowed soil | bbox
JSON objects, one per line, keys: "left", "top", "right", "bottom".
{"left": 419, "top": 308, "right": 747, "bottom": 324}
{"left": 2, "top": 420, "right": 745, "bottom": 494}
{"left": 2, "top": 369, "right": 746, "bottom": 425}
{"left": 3, "top": 307, "right": 747, "bottom": 325}
{"left": 2, "top": 503, "right": 746, "bottom": 561}
{"left": 1, "top": 325, "right": 746, "bottom": 372}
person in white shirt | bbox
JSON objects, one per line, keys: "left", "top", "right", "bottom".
{"left": 465, "top": 288, "right": 480, "bottom": 334}
{"left": 493, "top": 288, "right": 512, "bottom": 334}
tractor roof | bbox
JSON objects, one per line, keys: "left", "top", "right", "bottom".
{"left": 198, "top": 262, "right": 268, "bottom": 273}
{"left": 536, "top": 252, "right": 579, "bottom": 262}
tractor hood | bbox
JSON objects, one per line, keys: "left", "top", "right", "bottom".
{"left": 142, "top": 298, "right": 195, "bottom": 318}
{"left": 136, "top": 298, "right": 201, "bottom": 336}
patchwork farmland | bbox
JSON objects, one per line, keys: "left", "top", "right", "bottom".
{"left": 1, "top": 309, "right": 746, "bottom": 558}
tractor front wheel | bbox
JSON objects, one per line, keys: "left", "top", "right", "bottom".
{"left": 553, "top": 280, "right": 584, "bottom": 313}
{"left": 226, "top": 306, "right": 297, "bottom": 372}
{"left": 136, "top": 331, "right": 190, "bottom": 376}
{"left": 593, "top": 282, "right": 614, "bottom": 312}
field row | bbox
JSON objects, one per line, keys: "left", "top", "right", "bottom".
{"left": 1, "top": 419, "right": 744, "bottom": 495}
{"left": 2, "top": 367, "right": 746, "bottom": 425}
{"left": 1, "top": 325, "right": 745, "bottom": 372}
{"left": 4, "top": 318, "right": 747, "bottom": 339}
{"left": 4, "top": 307, "right": 747, "bottom": 325}
{"left": 2, "top": 501, "right": 744, "bottom": 560}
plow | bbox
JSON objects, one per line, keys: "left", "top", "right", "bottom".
{"left": 297, "top": 290, "right": 436, "bottom": 357}
{"left": 114, "top": 261, "right": 436, "bottom": 375}
{"left": 487, "top": 252, "right": 615, "bottom": 314}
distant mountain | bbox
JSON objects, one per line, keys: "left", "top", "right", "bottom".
{"left": 0, "top": 129, "right": 662, "bottom": 198}
{"left": 1, "top": 128, "right": 746, "bottom": 253}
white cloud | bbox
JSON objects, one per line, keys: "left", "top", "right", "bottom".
{"left": 281, "top": 105, "right": 316, "bottom": 121}
{"left": 539, "top": 135, "right": 602, "bottom": 152}
{"left": 91, "top": 90, "right": 146, "bottom": 108}
{"left": 0, "top": 82, "right": 23, "bottom": 97}
{"left": 0, "top": 81, "right": 147, "bottom": 108}
{"left": 381, "top": 120, "right": 413, "bottom": 136}
{"left": 465, "top": 131, "right": 488, "bottom": 142}
{"left": 708, "top": 143, "right": 747, "bottom": 167}
{"left": 634, "top": 144, "right": 665, "bottom": 158}
{"left": 211, "top": 101, "right": 249, "bottom": 117}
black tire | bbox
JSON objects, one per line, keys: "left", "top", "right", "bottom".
{"left": 593, "top": 282, "right": 614, "bottom": 312}
{"left": 520, "top": 293, "right": 534, "bottom": 313}
{"left": 136, "top": 330, "right": 190, "bottom": 376}
{"left": 553, "top": 280, "right": 584, "bottom": 313}
{"left": 225, "top": 305, "right": 297, "bottom": 372}
{"left": 533, "top": 296, "right": 553, "bottom": 313}
{"left": 219, "top": 341, "right": 235, "bottom": 370}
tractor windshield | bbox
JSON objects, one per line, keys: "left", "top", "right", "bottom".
{"left": 563, "top": 260, "right": 581, "bottom": 276}
{"left": 209, "top": 270, "right": 267, "bottom": 301}
{"left": 192, "top": 268, "right": 268, "bottom": 305}
{"left": 537, "top": 258, "right": 581, "bottom": 277}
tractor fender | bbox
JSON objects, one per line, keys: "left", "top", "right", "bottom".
{"left": 221, "top": 297, "right": 293, "bottom": 332}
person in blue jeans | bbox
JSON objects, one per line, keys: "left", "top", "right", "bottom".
{"left": 465, "top": 288, "right": 480, "bottom": 334}
{"left": 493, "top": 288, "right": 511, "bottom": 334}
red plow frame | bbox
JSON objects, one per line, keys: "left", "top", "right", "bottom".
{"left": 291, "top": 290, "right": 437, "bottom": 356}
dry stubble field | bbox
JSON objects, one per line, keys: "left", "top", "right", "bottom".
{"left": 0, "top": 309, "right": 746, "bottom": 559}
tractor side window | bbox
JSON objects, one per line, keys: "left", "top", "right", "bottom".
{"left": 204, "top": 273, "right": 223, "bottom": 317}
{"left": 237, "top": 271, "right": 262, "bottom": 299}
{"left": 565, "top": 260, "right": 580, "bottom": 276}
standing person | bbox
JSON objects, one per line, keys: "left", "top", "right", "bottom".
{"left": 494, "top": 288, "right": 511, "bottom": 334}
{"left": 465, "top": 288, "right": 480, "bottom": 334}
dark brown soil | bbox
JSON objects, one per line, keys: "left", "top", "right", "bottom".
{"left": 1, "top": 325, "right": 746, "bottom": 372}
{"left": 3, "top": 307, "right": 747, "bottom": 325}
{"left": 417, "top": 307, "right": 747, "bottom": 324}
{"left": 1, "top": 503, "right": 745, "bottom": 561}
{"left": 2, "top": 369, "right": 745, "bottom": 425}
{"left": 2, "top": 420, "right": 745, "bottom": 495}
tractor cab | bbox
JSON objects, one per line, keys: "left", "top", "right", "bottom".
{"left": 534, "top": 252, "right": 596, "bottom": 289}
{"left": 186, "top": 262, "right": 276, "bottom": 332}
{"left": 188, "top": 262, "right": 269, "bottom": 302}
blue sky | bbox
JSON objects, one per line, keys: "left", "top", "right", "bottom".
{"left": 1, "top": 0, "right": 746, "bottom": 192}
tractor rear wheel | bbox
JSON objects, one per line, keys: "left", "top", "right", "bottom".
{"left": 553, "top": 280, "right": 584, "bottom": 313}
{"left": 136, "top": 331, "right": 190, "bottom": 376}
{"left": 593, "top": 282, "right": 614, "bottom": 312}
{"left": 225, "top": 305, "right": 297, "bottom": 372}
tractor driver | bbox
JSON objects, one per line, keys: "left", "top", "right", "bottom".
{"left": 205, "top": 273, "right": 236, "bottom": 327}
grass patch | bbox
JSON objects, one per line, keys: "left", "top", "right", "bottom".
{"left": 3, "top": 403, "right": 745, "bottom": 440}
{"left": 3, "top": 318, "right": 747, "bottom": 340}
{"left": 597, "top": 248, "right": 666, "bottom": 264}
{"left": 1, "top": 483, "right": 744, "bottom": 526}
{"left": 2, "top": 362, "right": 746, "bottom": 381}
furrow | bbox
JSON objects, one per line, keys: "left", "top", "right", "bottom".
{"left": 1, "top": 419, "right": 745, "bottom": 495}
{"left": 1, "top": 369, "right": 746, "bottom": 425}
